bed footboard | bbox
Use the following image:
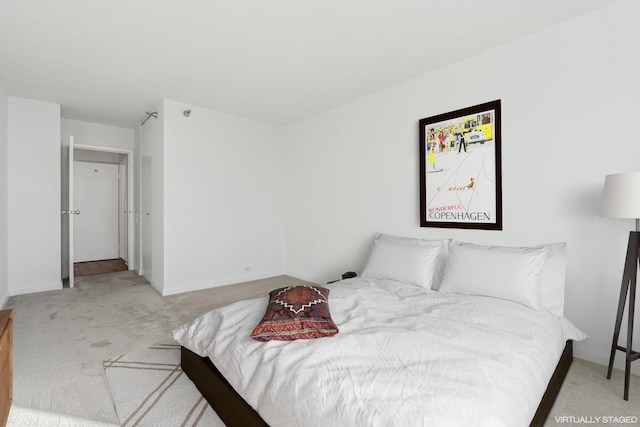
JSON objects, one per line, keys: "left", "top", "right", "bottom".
{"left": 181, "top": 340, "right": 574, "bottom": 427}
{"left": 180, "top": 346, "right": 269, "bottom": 427}
{"left": 530, "top": 340, "right": 573, "bottom": 427}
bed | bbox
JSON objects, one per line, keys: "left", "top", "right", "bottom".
{"left": 172, "top": 235, "right": 587, "bottom": 427}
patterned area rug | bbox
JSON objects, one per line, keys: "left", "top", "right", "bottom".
{"left": 103, "top": 343, "right": 225, "bottom": 427}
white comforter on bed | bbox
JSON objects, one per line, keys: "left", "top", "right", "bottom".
{"left": 172, "top": 278, "right": 586, "bottom": 427}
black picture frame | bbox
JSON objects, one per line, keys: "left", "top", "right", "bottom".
{"left": 419, "top": 100, "right": 502, "bottom": 230}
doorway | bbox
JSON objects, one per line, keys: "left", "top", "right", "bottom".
{"left": 61, "top": 142, "right": 134, "bottom": 286}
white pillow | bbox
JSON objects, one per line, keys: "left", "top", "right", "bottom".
{"left": 439, "top": 242, "right": 548, "bottom": 309}
{"left": 453, "top": 241, "right": 567, "bottom": 316}
{"left": 373, "top": 233, "right": 451, "bottom": 290}
{"left": 361, "top": 238, "right": 443, "bottom": 288}
{"left": 536, "top": 243, "right": 567, "bottom": 316}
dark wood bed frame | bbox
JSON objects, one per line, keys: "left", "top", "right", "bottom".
{"left": 181, "top": 340, "right": 573, "bottom": 427}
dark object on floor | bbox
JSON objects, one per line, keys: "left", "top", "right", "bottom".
{"left": 74, "top": 259, "right": 128, "bottom": 277}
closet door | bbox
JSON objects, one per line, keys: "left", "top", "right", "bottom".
{"left": 73, "top": 161, "right": 119, "bottom": 263}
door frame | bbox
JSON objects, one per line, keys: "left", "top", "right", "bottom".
{"left": 72, "top": 144, "right": 135, "bottom": 271}
{"left": 118, "top": 155, "right": 128, "bottom": 263}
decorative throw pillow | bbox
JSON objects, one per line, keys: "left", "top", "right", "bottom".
{"left": 251, "top": 285, "right": 339, "bottom": 341}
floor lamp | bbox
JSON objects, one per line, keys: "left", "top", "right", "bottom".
{"left": 600, "top": 171, "right": 640, "bottom": 401}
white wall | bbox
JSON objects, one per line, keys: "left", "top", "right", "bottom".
{"left": 139, "top": 104, "right": 164, "bottom": 292}
{"left": 285, "top": 0, "right": 640, "bottom": 372}
{"left": 8, "top": 97, "right": 61, "bottom": 295}
{"left": 74, "top": 149, "right": 121, "bottom": 164}
{"left": 162, "top": 100, "right": 286, "bottom": 295}
{"left": 62, "top": 119, "right": 135, "bottom": 150}
{"left": 0, "top": 81, "right": 8, "bottom": 307}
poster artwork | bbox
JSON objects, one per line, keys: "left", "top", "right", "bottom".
{"left": 419, "top": 100, "right": 502, "bottom": 230}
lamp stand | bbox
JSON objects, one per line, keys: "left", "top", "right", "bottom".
{"left": 607, "top": 230, "right": 640, "bottom": 400}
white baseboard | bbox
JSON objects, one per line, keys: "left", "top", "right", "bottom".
{"left": 161, "top": 270, "right": 286, "bottom": 296}
{"left": 10, "top": 280, "right": 62, "bottom": 296}
{"left": 148, "top": 278, "right": 163, "bottom": 295}
{"left": 0, "top": 291, "right": 8, "bottom": 309}
{"left": 573, "top": 342, "right": 640, "bottom": 376}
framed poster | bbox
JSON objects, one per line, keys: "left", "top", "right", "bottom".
{"left": 419, "top": 100, "right": 502, "bottom": 230}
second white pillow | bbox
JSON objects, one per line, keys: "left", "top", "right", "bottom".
{"left": 439, "top": 242, "right": 548, "bottom": 309}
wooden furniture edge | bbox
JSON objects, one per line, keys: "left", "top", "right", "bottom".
{"left": 181, "top": 340, "right": 574, "bottom": 427}
{"left": 530, "top": 340, "right": 573, "bottom": 427}
{"left": 0, "top": 309, "right": 13, "bottom": 427}
{"left": 180, "top": 346, "right": 268, "bottom": 427}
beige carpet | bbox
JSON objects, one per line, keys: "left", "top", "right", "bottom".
{"left": 546, "top": 358, "right": 640, "bottom": 426}
{"left": 4, "top": 271, "right": 640, "bottom": 426}
{"left": 7, "top": 407, "right": 117, "bottom": 427}
{"left": 5, "top": 271, "right": 311, "bottom": 425}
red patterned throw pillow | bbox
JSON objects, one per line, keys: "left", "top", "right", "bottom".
{"left": 251, "top": 285, "right": 339, "bottom": 341}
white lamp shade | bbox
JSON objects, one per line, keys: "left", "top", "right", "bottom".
{"left": 600, "top": 172, "right": 640, "bottom": 218}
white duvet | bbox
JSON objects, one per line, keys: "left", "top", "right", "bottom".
{"left": 172, "top": 278, "right": 586, "bottom": 427}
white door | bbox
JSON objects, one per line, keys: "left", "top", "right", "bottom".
{"left": 73, "top": 161, "right": 120, "bottom": 262}
{"left": 67, "top": 136, "right": 75, "bottom": 287}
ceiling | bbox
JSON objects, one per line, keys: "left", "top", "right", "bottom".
{"left": 0, "top": 0, "right": 620, "bottom": 128}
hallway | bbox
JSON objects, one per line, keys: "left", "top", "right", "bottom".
{"left": 74, "top": 258, "right": 128, "bottom": 277}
